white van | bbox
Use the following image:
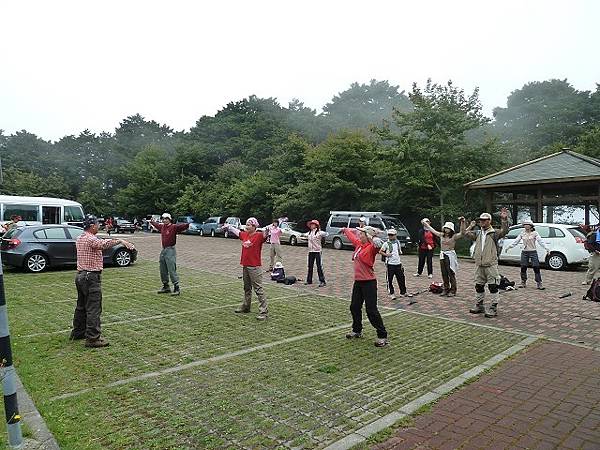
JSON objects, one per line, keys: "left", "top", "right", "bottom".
{"left": 0, "top": 195, "right": 85, "bottom": 228}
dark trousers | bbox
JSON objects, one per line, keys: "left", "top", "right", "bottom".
{"left": 417, "top": 249, "right": 434, "bottom": 275}
{"left": 350, "top": 280, "right": 387, "bottom": 338}
{"left": 72, "top": 271, "right": 103, "bottom": 340}
{"left": 440, "top": 256, "right": 457, "bottom": 294}
{"left": 520, "top": 250, "right": 542, "bottom": 283}
{"left": 307, "top": 251, "right": 325, "bottom": 283}
{"left": 386, "top": 264, "right": 406, "bottom": 295}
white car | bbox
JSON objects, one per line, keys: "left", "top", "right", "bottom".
{"left": 499, "top": 223, "right": 589, "bottom": 270}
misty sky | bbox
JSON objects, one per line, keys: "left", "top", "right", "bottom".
{"left": 1, "top": 0, "right": 599, "bottom": 141}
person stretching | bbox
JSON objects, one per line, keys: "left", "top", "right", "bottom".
{"left": 505, "top": 220, "right": 550, "bottom": 290}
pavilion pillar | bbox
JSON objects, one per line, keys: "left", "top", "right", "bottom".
{"left": 536, "top": 187, "right": 543, "bottom": 223}
{"left": 485, "top": 190, "right": 492, "bottom": 213}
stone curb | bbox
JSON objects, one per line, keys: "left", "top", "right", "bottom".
{"left": 323, "top": 335, "right": 538, "bottom": 450}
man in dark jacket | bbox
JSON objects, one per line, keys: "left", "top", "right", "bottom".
{"left": 150, "top": 213, "right": 189, "bottom": 296}
{"left": 414, "top": 218, "right": 436, "bottom": 278}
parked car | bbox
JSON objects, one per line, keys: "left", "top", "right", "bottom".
{"left": 325, "top": 211, "right": 412, "bottom": 250}
{"left": 176, "top": 216, "right": 202, "bottom": 235}
{"left": 199, "top": 216, "right": 226, "bottom": 237}
{"left": 0, "top": 225, "right": 137, "bottom": 273}
{"left": 223, "top": 217, "right": 244, "bottom": 238}
{"left": 499, "top": 223, "right": 589, "bottom": 271}
{"left": 279, "top": 222, "right": 308, "bottom": 246}
{"left": 146, "top": 214, "right": 161, "bottom": 232}
{"left": 112, "top": 218, "right": 136, "bottom": 234}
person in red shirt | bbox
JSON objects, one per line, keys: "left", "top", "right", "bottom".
{"left": 150, "top": 213, "right": 189, "bottom": 296}
{"left": 414, "top": 218, "right": 436, "bottom": 278}
{"left": 221, "top": 217, "right": 269, "bottom": 320}
{"left": 342, "top": 226, "right": 389, "bottom": 347}
{"left": 71, "top": 214, "right": 134, "bottom": 348}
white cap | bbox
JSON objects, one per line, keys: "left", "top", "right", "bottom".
{"left": 387, "top": 228, "right": 397, "bottom": 235}
{"left": 274, "top": 262, "right": 284, "bottom": 269}
{"left": 442, "top": 222, "right": 455, "bottom": 232}
{"left": 161, "top": 213, "right": 172, "bottom": 220}
{"left": 479, "top": 213, "right": 492, "bottom": 220}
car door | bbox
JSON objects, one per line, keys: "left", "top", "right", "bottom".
{"left": 66, "top": 227, "right": 84, "bottom": 261}
{"left": 501, "top": 226, "right": 523, "bottom": 262}
{"left": 535, "top": 226, "right": 552, "bottom": 261}
{"left": 38, "top": 227, "right": 72, "bottom": 265}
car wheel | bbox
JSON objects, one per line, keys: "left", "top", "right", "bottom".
{"left": 211, "top": 229, "right": 215, "bottom": 237}
{"left": 25, "top": 252, "right": 49, "bottom": 273}
{"left": 290, "top": 236, "right": 297, "bottom": 246}
{"left": 547, "top": 252, "right": 567, "bottom": 271}
{"left": 113, "top": 249, "right": 132, "bottom": 267}
{"left": 333, "top": 237, "right": 343, "bottom": 250}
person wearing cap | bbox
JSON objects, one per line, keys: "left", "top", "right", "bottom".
{"left": 423, "top": 217, "right": 467, "bottom": 296}
{"left": 379, "top": 228, "right": 409, "bottom": 300}
{"left": 305, "top": 219, "right": 328, "bottom": 287}
{"left": 414, "top": 218, "right": 436, "bottom": 279}
{"left": 342, "top": 225, "right": 389, "bottom": 347}
{"left": 463, "top": 208, "right": 510, "bottom": 318}
{"left": 150, "top": 213, "right": 190, "bottom": 296}
{"left": 221, "top": 217, "right": 270, "bottom": 320}
{"left": 71, "top": 214, "right": 135, "bottom": 348}
{"left": 505, "top": 220, "right": 550, "bottom": 290}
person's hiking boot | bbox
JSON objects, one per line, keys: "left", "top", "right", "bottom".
{"left": 447, "top": 292, "right": 456, "bottom": 297}
{"left": 304, "top": 281, "right": 313, "bottom": 285}
{"left": 582, "top": 281, "right": 590, "bottom": 285}
{"left": 171, "top": 285, "right": 180, "bottom": 296}
{"left": 519, "top": 280, "right": 526, "bottom": 289}
{"left": 318, "top": 281, "right": 327, "bottom": 287}
{"left": 537, "top": 282, "right": 545, "bottom": 290}
{"left": 484, "top": 303, "right": 498, "bottom": 318}
{"left": 85, "top": 337, "right": 110, "bottom": 348}
{"left": 469, "top": 301, "right": 485, "bottom": 314}
{"left": 427, "top": 274, "right": 433, "bottom": 279}
{"left": 345, "top": 331, "right": 362, "bottom": 339}
{"left": 413, "top": 273, "right": 421, "bottom": 277}
{"left": 69, "top": 332, "right": 85, "bottom": 341}
{"left": 389, "top": 293, "right": 397, "bottom": 300}
{"left": 256, "top": 314, "right": 268, "bottom": 321}
{"left": 234, "top": 307, "right": 251, "bottom": 314}
{"left": 157, "top": 284, "right": 171, "bottom": 294}
{"left": 374, "top": 338, "right": 390, "bottom": 348}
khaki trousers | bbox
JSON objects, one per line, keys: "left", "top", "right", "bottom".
{"left": 586, "top": 253, "right": 600, "bottom": 283}
{"left": 269, "top": 243, "right": 283, "bottom": 269}
{"left": 241, "top": 266, "right": 268, "bottom": 314}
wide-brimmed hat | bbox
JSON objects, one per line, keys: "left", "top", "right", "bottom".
{"left": 478, "top": 213, "right": 492, "bottom": 220}
{"left": 307, "top": 219, "right": 320, "bottom": 228}
{"left": 246, "top": 217, "right": 260, "bottom": 227}
{"left": 387, "top": 228, "right": 397, "bottom": 235}
{"left": 521, "top": 219, "right": 534, "bottom": 226}
{"left": 161, "top": 213, "right": 172, "bottom": 220}
{"left": 274, "top": 262, "right": 284, "bottom": 269}
{"left": 357, "top": 226, "right": 378, "bottom": 238}
{"left": 442, "top": 222, "right": 455, "bottom": 232}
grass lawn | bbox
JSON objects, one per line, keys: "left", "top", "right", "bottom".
{"left": 1, "top": 261, "right": 524, "bottom": 449}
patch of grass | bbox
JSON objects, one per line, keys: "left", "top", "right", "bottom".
{"left": 3, "top": 262, "right": 524, "bottom": 449}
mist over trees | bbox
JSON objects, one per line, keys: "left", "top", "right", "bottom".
{"left": 1, "top": 78, "right": 599, "bottom": 228}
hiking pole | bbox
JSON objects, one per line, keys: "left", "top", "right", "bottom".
{"left": 0, "top": 263, "right": 23, "bottom": 448}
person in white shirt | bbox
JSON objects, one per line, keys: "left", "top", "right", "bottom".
{"left": 305, "top": 219, "right": 328, "bottom": 287}
{"left": 506, "top": 220, "right": 549, "bottom": 290}
{"left": 379, "top": 228, "right": 408, "bottom": 299}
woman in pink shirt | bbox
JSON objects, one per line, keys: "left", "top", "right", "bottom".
{"left": 305, "top": 220, "right": 327, "bottom": 287}
{"left": 266, "top": 219, "right": 284, "bottom": 271}
{"left": 342, "top": 226, "right": 389, "bottom": 348}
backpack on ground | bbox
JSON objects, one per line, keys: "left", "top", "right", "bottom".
{"left": 584, "top": 279, "right": 600, "bottom": 302}
{"left": 499, "top": 275, "right": 516, "bottom": 290}
{"left": 429, "top": 282, "right": 444, "bottom": 294}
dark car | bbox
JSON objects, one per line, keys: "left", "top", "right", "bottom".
{"left": 113, "top": 219, "right": 136, "bottom": 234}
{"left": 176, "top": 216, "right": 202, "bottom": 235}
{"left": 0, "top": 225, "right": 137, "bottom": 273}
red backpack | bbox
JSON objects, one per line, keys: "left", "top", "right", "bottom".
{"left": 584, "top": 279, "right": 600, "bottom": 302}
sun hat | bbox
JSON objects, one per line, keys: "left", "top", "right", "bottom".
{"left": 161, "top": 213, "right": 172, "bottom": 220}
{"left": 246, "top": 217, "right": 260, "bottom": 227}
{"left": 357, "top": 226, "right": 378, "bottom": 238}
{"left": 521, "top": 219, "right": 534, "bottom": 226}
{"left": 307, "top": 219, "right": 320, "bottom": 228}
{"left": 387, "top": 228, "right": 397, "bottom": 235}
{"left": 274, "top": 262, "right": 284, "bottom": 269}
{"left": 478, "top": 213, "right": 492, "bottom": 220}
{"left": 442, "top": 222, "right": 455, "bottom": 232}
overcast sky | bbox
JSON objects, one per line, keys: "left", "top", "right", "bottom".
{"left": 1, "top": 0, "right": 599, "bottom": 141}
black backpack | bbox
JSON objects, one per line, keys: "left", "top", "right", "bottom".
{"left": 584, "top": 279, "right": 600, "bottom": 302}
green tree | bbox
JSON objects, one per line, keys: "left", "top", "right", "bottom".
{"left": 0, "top": 168, "right": 71, "bottom": 198}
{"left": 77, "top": 176, "right": 113, "bottom": 216}
{"left": 376, "top": 79, "right": 500, "bottom": 224}
{"left": 322, "top": 79, "right": 412, "bottom": 131}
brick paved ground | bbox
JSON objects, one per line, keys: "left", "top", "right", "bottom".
{"left": 121, "top": 232, "right": 600, "bottom": 449}
{"left": 372, "top": 341, "right": 600, "bottom": 450}
{"left": 124, "top": 232, "right": 600, "bottom": 349}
